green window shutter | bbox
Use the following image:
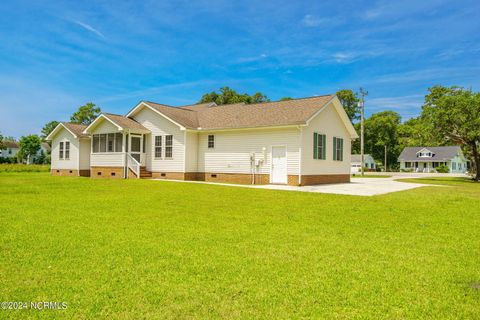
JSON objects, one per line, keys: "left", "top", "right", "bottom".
{"left": 333, "top": 137, "right": 337, "bottom": 161}
{"left": 322, "top": 135, "right": 326, "bottom": 159}
{"left": 313, "top": 132, "right": 318, "bottom": 159}
{"left": 339, "top": 138, "right": 343, "bottom": 161}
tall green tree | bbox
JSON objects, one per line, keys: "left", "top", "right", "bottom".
{"left": 336, "top": 89, "right": 360, "bottom": 122}
{"left": 70, "top": 102, "right": 101, "bottom": 125}
{"left": 397, "top": 116, "right": 442, "bottom": 150}
{"left": 0, "top": 133, "right": 4, "bottom": 151}
{"left": 363, "top": 111, "right": 402, "bottom": 170}
{"left": 199, "top": 87, "right": 269, "bottom": 105}
{"left": 41, "top": 120, "right": 60, "bottom": 140}
{"left": 421, "top": 86, "right": 480, "bottom": 180}
{"left": 18, "top": 134, "right": 41, "bottom": 164}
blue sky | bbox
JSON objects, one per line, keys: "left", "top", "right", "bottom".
{"left": 1, "top": 0, "right": 479, "bottom": 137}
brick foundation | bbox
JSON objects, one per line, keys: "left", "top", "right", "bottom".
{"left": 198, "top": 172, "right": 269, "bottom": 185}
{"left": 91, "top": 166, "right": 124, "bottom": 179}
{"left": 299, "top": 174, "right": 350, "bottom": 186}
{"left": 51, "top": 169, "right": 90, "bottom": 177}
{"left": 151, "top": 172, "right": 186, "bottom": 180}
{"left": 51, "top": 169, "right": 79, "bottom": 176}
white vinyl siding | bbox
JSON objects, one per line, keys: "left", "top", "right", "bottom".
{"left": 79, "top": 139, "right": 91, "bottom": 170}
{"left": 301, "top": 102, "right": 352, "bottom": 175}
{"left": 197, "top": 128, "right": 300, "bottom": 175}
{"left": 50, "top": 128, "right": 80, "bottom": 170}
{"left": 131, "top": 107, "right": 185, "bottom": 172}
{"left": 184, "top": 131, "right": 199, "bottom": 172}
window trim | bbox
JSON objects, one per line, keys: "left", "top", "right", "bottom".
{"left": 154, "top": 135, "right": 162, "bottom": 159}
{"left": 313, "top": 132, "right": 326, "bottom": 160}
{"left": 59, "top": 141, "right": 64, "bottom": 160}
{"left": 333, "top": 137, "right": 344, "bottom": 161}
{"left": 65, "top": 141, "right": 70, "bottom": 160}
{"left": 165, "top": 135, "right": 173, "bottom": 158}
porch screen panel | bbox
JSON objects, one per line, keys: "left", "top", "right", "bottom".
{"left": 115, "top": 133, "right": 122, "bottom": 152}
{"left": 99, "top": 134, "right": 107, "bottom": 152}
{"left": 92, "top": 135, "right": 99, "bottom": 153}
{"left": 107, "top": 134, "right": 115, "bottom": 152}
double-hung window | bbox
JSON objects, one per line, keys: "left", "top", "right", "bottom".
{"left": 333, "top": 137, "right": 344, "bottom": 161}
{"left": 65, "top": 141, "right": 70, "bottom": 160}
{"left": 313, "top": 132, "right": 326, "bottom": 160}
{"left": 165, "top": 135, "right": 173, "bottom": 158}
{"left": 59, "top": 142, "right": 64, "bottom": 159}
{"left": 155, "top": 136, "right": 162, "bottom": 158}
{"left": 208, "top": 135, "right": 215, "bottom": 148}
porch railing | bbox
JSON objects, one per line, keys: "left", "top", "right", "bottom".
{"left": 126, "top": 153, "right": 141, "bottom": 179}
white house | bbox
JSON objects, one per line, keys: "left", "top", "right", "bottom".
{"left": 350, "top": 154, "right": 376, "bottom": 173}
{"left": 398, "top": 146, "right": 468, "bottom": 173}
{"left": 47, "top": 95, "right": 358, "bottom": 185}
{"left": 0, "top": 141, "right": 19, "bottom": 158}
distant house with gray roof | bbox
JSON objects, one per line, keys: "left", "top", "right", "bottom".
{"left": 398, "top": 146, "right": 468, "bottom": 173}
{"left": 350, "top": 154, "right": 376, "bottom": 173}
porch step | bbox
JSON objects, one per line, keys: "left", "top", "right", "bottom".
{"left": 139, "top": 166, "right": 152, "bottom": 178}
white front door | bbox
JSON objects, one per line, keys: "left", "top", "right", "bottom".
{"left": 271, "top": 146, "right": 287, "bottom": 184}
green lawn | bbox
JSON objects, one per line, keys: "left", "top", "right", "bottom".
{"left": 0, "top": 173, "right": 479, "bottom": 319}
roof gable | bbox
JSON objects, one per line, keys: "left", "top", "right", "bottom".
{"left": 83, "top": 113, "right": 148, "bottom": 134}
{"left": 46, "top": 122, "right": 88, "bottom": 140}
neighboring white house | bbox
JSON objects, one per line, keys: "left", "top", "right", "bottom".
{"left": 398, "top": 146, "right": 468, "bottom": 173}
{"left": 350, "top": 154, "right": 376, "bottom": 173}
{"left": 0, "top": 141, "right": 19, "bottom": 158}
{"left": 47, "top": 95, "right": 359, "bottom": 185}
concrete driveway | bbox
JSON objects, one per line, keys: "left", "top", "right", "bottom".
{"left": 155, "top": 172, "right": 462, "bottom": 196}
{"left": 248, "top": 177, "right": 430, "bottom": 196}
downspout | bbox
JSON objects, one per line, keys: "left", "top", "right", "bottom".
{"left": 123, "top": 131, "right": 128, "bottom": 179}
{"left": 298, "top": 126, "right": 303, "bottom": 186}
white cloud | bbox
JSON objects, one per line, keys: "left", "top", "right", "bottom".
{"left": 73, "top": 20, "right": 105, "bottom": 38}
{"left": 236, "top": 53, "right": 268, "bottom": 63}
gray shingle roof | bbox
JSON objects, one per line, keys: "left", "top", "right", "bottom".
{"left": 351, "top": 154, "right": 373, "bottom": 162}
{"left": 398, "top": 146, "right": 462, "bottom": 161}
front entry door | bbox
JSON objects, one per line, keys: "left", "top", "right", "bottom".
{"left": 130, "top": 135, "right": 141, "bottom": 162}
{"left": 271, "top": 146, "right": 287, "bottom": 184}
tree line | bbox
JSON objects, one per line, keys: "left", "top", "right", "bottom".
{"left": 1, "top": 86, "right": 478, "bottom": 180}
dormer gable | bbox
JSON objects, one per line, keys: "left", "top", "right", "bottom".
{"left": 416, "top": 148, "right": 435, "bottom": 158}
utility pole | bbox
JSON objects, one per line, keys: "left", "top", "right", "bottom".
{"left": 359, "top": 88, "right": 368, "bottom": 176}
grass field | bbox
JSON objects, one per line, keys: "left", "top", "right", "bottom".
{"left": 0, "top": 164, "right": 50, "bottom": 172}
{"left": 0, "top": 173, "right": 479, "bottom": 319}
